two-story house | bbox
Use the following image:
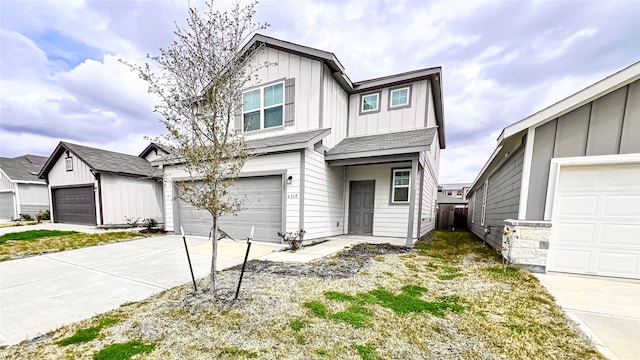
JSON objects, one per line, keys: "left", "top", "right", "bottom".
{"left": 158, "top": 35, "right": 446, "bottom": 246}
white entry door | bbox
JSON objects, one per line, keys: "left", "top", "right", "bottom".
{"left": 548, "top": 162, "right": 640, "bottom": 279}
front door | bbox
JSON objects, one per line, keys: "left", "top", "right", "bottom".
{"left": 349, "top": 180, "right": 375, "bottom": 235}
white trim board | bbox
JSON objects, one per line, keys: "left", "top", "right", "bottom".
{"left": 543, "top": 153, "right": 640, "bottom": 221}
{"left": 517, "top": 127, "right": 535, "bottom": 219}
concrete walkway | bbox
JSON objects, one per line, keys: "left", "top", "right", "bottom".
{"left": 0, "top": 233, "right": 403, "bottom": 346}
{"left": 535, "top": 273, "right": 640, "bottom": 360}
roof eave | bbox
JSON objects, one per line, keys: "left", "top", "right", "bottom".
{"left": 325, "top": 145, "right": 428, "bottom": 162}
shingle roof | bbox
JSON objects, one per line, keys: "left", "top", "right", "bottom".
{"left": 437, "top": 193, "right": 468, "bottom": 204}
{"left": 39, "top": 142, "right": 159, "bottom": 178}
{"left": 0, "top": 156, "right": 47, "bottom": 182}
{"left": 246, "top": 129, "right": 330, "bottom": 151}
{"left": 325, "top": 127, "right": 437, "bottom": 160}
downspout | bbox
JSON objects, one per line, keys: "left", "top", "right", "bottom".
{"left": 96, "top": 173, "right": 104, "bottom": 225}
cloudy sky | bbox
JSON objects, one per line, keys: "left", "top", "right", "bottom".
{"left": 0, "top": 0, "right": 638, "bottom": 183}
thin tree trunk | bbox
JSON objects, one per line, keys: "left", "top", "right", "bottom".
{"left": 210, "top": 216, "right": 218, "bottom": 293}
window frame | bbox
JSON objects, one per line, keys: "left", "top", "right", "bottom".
{"left": 388, "top": 85, "right": 412, "bottom": 110}
{"left": 390, "top": 168, "right": 411, "bottom": 205}
{"left": 480, "top": 180, "right": 488, "bottom": 226}
{"left": 242, "top": 80, "right": 285, "bottom": 133}
{"left": 65, "top": 157, "right": 73, "bottom": 172}
{"left": 359, "top": 91, "right": 381, "bottom": 115}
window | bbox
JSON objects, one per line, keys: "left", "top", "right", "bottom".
{"left": 481, "top": 180, "right": 488, "bottom": 226}
{"left": 243, "top": 82, "right": 284, "bottom": 132}
{"left": 392, "top": 169, "right": 411, "bottom": 203}
{"left": 360, "top": 92, "right": 379, "bottom": 114}
{"left": 471, "top": 193, "right": 476, "bottom": 224}
{"left": 389, "top": 86, "right": 410, "bottom": 108}
{"left": 65, "top": 157, "right": 73, "bottom": 171}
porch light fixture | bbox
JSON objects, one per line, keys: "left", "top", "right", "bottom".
{"left": 287, "top": 175, "right": 293, "bottom": 184}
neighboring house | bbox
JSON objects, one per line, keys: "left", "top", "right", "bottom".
{"left": 467, "top": 62, "right": 640, "bottom": 280}
{"left": 439, "top": 183, "right": 471, "bottom": 199}
{"left": 0, "top": 155, "right": 49, "bottom": 220}
{"left": 139, "top": 142, "right": 173, "bottom": 162}
{"left": 38, "top": 142, "right": 163, "bottom": 226}
{"left": 158, "top": 34, "right": 446, "bottom": 245}
{"left": 436, "top": 192, "right": 468, "bottom": 231}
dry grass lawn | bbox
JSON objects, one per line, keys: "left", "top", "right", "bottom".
{"left": 0, "top": 230, "right": 604, "bottom": 360}
{"left": 0, "top": 231, "right": 153, "bottom": 261}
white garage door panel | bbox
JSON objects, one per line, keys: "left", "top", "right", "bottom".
{"left": 177, "top": 176, "right": 283, "bottom": 243}
{"left": 555, "top": 223, "right": 595, "bottom": 244}
{"left": 550, "top": 162, "right": 640, "bottom": 279}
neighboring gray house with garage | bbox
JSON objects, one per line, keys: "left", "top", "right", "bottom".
{"left": 155, "top": 34, "right": 446, "bottom": 246}
{"left": 467, "top": 62, "right": 639, "bottom": 280}
{"left": 38, "top": 142, "right": 163, "bottom": 226}
{"left": 0, "top": 155, "right": 49, "bottom": 220}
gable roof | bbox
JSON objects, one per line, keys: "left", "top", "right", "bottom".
{"left": 243, "top": 34, "right": 446, "bottom": 148}
{"left": 138, "top": 142, "right": 174, "bottom": 159}
{"left": 325, "top": 127, "right": 437, "bottom": 161}
{"left": 39, "top": 142, "right": 159, "bottom": 179}
{"left": 469, "top": 61, "right": 640, "bottom": 195}
{"left": 498, "top": 61, "right": 640, "bottom": 144}
{"left": 0, "top": 155, "right": 47, "bottom": 183}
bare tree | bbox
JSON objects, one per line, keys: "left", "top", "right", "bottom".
{"left": 124, "top": 0, "right": 268, "bottom": 293}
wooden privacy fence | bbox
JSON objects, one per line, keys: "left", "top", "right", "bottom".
{"left": 436, "top": 204, "right": 468, "bottom": 230}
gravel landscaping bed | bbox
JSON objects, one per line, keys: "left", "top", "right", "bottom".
{"left": 0, "top": 231, "right": 604, "bottom": 360}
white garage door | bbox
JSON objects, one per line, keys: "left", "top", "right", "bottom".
{"left": 0, "top": 192, "right": 14, "bottom": 220}
{"left": 548, "top": 163, "right": 640, "bottom": 279}
{"left": 177, "top": 175, "right": 283, "bottom": 243}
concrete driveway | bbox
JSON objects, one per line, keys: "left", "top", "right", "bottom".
{"left": 535, "top": 273, "right": 640, "bottom": 360}
{"left": 0, "top": 235, "right": 285, "bottom": 346}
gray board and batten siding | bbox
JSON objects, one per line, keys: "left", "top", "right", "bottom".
{"left": 526, "top": 79, "right": 640, "bottom": 220}
{"left": 469, "top": 146, "right": 525, "bottom": 248}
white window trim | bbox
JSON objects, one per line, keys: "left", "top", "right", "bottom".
{"left": 65, "top": 157, "right": 73, "bottom": 172}
{"left": 480, "top": 179, "right": 488, "bottom": 226}
{"left": 242, "top": 81, "right": 285, "bottom": 132}
{"left": 389, "top": 86, "right": 410, "bottom": 108}
{"left": 471, "top": 192, "right": 476, "bottom": 224}
{"left": 391, "top": 168, "right": 411, "bottom": 203}
{"left": 360, "top": 92, "right": 380, "bottom": 114}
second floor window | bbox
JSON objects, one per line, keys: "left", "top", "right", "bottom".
{"left": 389, "top": 86, "right": 410, "bottom": 109}
{"left": 243, "top": 82, "right": 284, "bottom": 132}
{"left": 65, "top": 157, "right": 73, "bottom": 171}
{"left": 361, "top": 93, "right": 379, "bottom": 113}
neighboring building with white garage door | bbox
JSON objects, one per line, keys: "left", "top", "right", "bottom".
{"left": 156, "top": 34, "right": 446, "bottom": 246}
{"left": 38, "top": 142, "right": 163, "bottom": 226}
{"left": 467, "top": 62, "right": 640, "bottom": 280}
{"left": 0, "top": 155, "right": 49, "bottom": 220}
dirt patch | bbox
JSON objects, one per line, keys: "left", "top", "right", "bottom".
{"left": 228, "top": 243, "right": 411, "bottom": 279}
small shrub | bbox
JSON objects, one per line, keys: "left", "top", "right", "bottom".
{"left": 36, "top": 210, "right": 51, "bottom": 222}
{"left": 277, "top": 229, "right": 306, "bottom": 251}
{"left": 142, "top": 218, "right": 158, "bottom": 229}
{"left": 19, "top": 213, "right": 33, "bottom": 221}
{"left": 93, "top": 340, "right": 155, "bottom": 360}
{"left": 124, "top": 216, "right": 140, "bottom": 228}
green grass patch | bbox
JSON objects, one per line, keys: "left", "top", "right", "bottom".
{"left": 219, "top": 347, "right": 258, "bottom": 358}
{"left": 332, "top": 305, "right": 371, "bottom": 328}
{"left": 0, "top": 230, "right": 78, "bottom": 244}
{"left": 304, "top": 301, "right": 329, "bottom": 318}
{"left": 486, "top": 265, "right": 520, "bottom": 277}
{"left": 93, "top": 340, "right": 155, "bottom": 360}
{"left": 290, "top": 319, "right": 306, "bottom": 344}
{"left": 437, "top": 273, "right": 465, "bottom": 280}
{"left": 325, "top": 291, "right": 355, "bottom": 302}
{"left": 58, "top": 317, "right": 119, "bottom": 346}
{"left": 315, "top": 348, "right": 329, "bottom": 356}
{"left": 404, "top": 262, "right": 419, "bottom": 271}
{"left": 352, "top": 343, "right": 382, "bottom": 360}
